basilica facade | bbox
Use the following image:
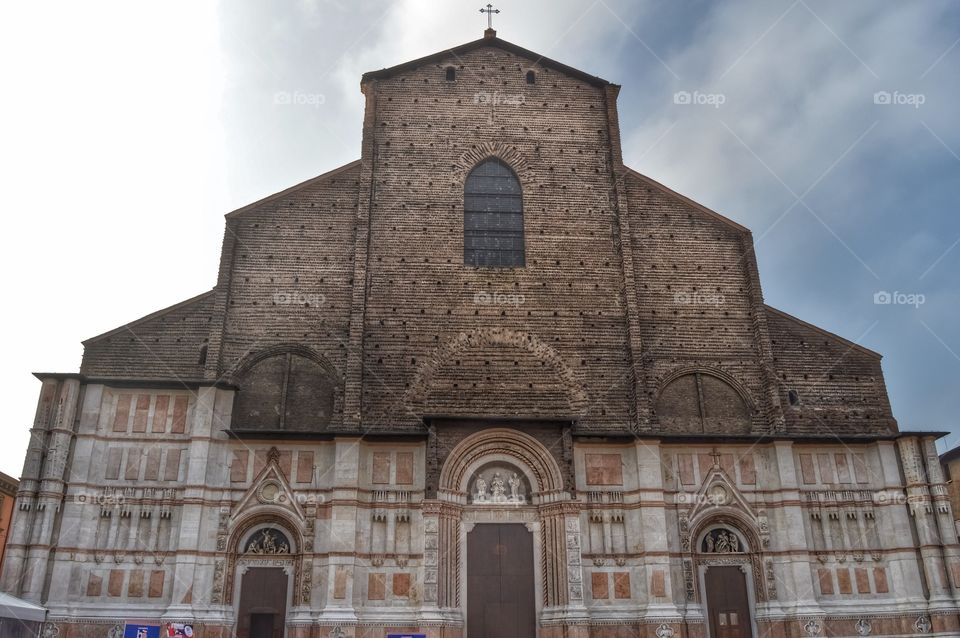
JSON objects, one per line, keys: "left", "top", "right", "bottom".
{"left": 3, "top": 29, "right": 959, "bottom": 638}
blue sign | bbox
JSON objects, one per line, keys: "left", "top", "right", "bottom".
{"left": 123, "top": 625, "right": 161, "bottom": 638}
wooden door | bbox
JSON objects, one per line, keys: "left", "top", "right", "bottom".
{"left": 705, "top": 566, "right": 753, "bottom": 638}
{"left": 236, "top": 567, "right": 288, "bottom": 638}
{"left": 249, "top": 614, "right": 275, "bottom": 638}
{"left": 467, "top": 524, "right": 536, "bottom": 638}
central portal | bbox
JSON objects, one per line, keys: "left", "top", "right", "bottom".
{"left": 467, "top": 523, "right": 536, "bottom": 638}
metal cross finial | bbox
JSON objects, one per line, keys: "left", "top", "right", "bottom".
{"left": 480, "top": 3, "right": 500, "bottom": 30}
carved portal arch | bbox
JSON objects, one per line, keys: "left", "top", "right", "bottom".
{"left": 690, "top": 509, "right": 762, "bottom": 556}
{"left": 219, "top": 512, "right": 305, "bottom": 606}
{"left": 690, "top": 513, "right": 768, "bottom": 604}
{"left": 426, "top": 428, "right": 584, "bottom": 618}
{"left": 438, "top": 427, "right": 567, "bottom": 502}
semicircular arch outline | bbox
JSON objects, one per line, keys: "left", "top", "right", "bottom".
{"left": 655, "top": 365, "right": 757, "bottom": 412}
{"left": 404, "top": 328, "right": 588, "bottom": 415}
{"left": 454, "top": 143, "right": 534, "bottom": 187}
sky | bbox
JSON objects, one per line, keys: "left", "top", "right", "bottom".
{"left": 0, "top": 0, "right": 958, "bottom": 477}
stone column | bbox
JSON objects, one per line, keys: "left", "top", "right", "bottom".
{"left": 922, "top": 437, "right": 960, "bottom": 606}
{"left": 539, "top": 501, "right": 588, "bottom": 629}
{"left": 21, "top": 377, "right": 81, "bottom": 602}
{"left": 634, "top": 439, "right": 680, "bottom": 619}
{"left": 0, "top": 378, "right": 60, "bottom": 594}
{"left": 437, "top": 503, "right": 461, "bottom": 611}
{"left": 45, "top": 384, "right": 106, "bottom": 613}
{"left": 420, "top": 500, "right": 444, "bottom": 621}
{"left": 897, "top": 436, "right": 954, "bottom": 608}
{"left": 770, "top": 440, "right": 822, "bottom": 616}
{"left": 164, "top": 386, "right": 228, "bottom": 622}
{"left": 562, "top": 507, "right": 588, "bottom": 620}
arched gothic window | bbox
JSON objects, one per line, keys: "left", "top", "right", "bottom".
{"left": 464, "top": 157, "right": 525, "bottom": 267}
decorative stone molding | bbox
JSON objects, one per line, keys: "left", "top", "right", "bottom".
{"left": 682, "top": 558, "right": 696, "bottom": 601}
{"left": 803, "top": 619, "right": 822, "bottom": 636}
{"left": 765, "top": 559, "right": 777, "bottom": 600}
{"left": 231, "top": 455, "right": 307, "bottom": 526}
{"left": 655, "top": 624, "right": 674, "bottom": 638}
{"left": 855, "top": 618, "right": 872, "bottom": 635}
{"left": 915, "top": 615, "right": 932, "bottom": 633}
{"left": 565, "top": 514, "right": 584, "bottom": 603}
{"left": 301, "top": 560, "right": 312, "bottom": 604}
{"left": 212, "top": 559, "right": 225, "bottom": 603}
{"left": 438, "top": 427, "right": 566, "bottom": 497}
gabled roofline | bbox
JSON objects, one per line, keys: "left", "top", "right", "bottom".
{"left": 225, "top": 159, "right": 362, "bottom": 219}
{"left": 940, "top": 443, "right": 960, "bottom": 464}
{"left": 623, "top": 166, "right": 750, "bottom": 233}
{"left": 361, "top": 35, "right": 614, "bottom": 88}
{"left": 764, "top": 304, "right": 883, "bottom": 359}
{"left": 82, "top": 290, "right": 215, "bottom": 345}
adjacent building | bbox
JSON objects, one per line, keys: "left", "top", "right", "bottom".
{"left": 0, "top": 471, "right": 18, "bottom": 579}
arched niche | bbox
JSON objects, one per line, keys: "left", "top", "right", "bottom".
{"left": 438, "top": 428, "right": 566, "bottom": 504}
{"left": 656, "top": 370, "right": 753, "bottom": 434}
{"left": 230, "top": 346, "right": 340, "bottom": 432}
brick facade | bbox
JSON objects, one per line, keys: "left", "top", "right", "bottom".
{"left": 4, "top": 32, "right": 957, "bottom": 638}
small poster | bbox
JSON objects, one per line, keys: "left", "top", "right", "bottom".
{"left": 123, "top": 625, "right": 161, "bottom": 638}
{"left": 167, "top": 623, "right": 194, "bottom": 638}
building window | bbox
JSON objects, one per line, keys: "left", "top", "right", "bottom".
{"left": 445, "top": 66, "right": 456, "bottom": 81}
{"left": 464, "top": 157, "right": 525, "bottom": 267}
{"left": 526, "top": 70, "right": 536, "bottom": 84}
{"left": 787, "top": 389, "right": 800, "bottom": 406}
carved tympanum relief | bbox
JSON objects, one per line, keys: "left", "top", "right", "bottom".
{"left": 701, "top": 527, "right": 743, "bottom": 553}
{"left": 469, "top": 463, "right": 530, "bottom": 504}
{"left": 244, "top": 528, "right": 291, "bottom": 554}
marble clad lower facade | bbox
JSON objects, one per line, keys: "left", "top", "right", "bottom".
{"left": 3, "top": 382, "right": 960, "bottom": 638}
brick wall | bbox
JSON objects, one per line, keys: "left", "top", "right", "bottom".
{"left": 76, "top": 41, "right": 896, "bottom": 439}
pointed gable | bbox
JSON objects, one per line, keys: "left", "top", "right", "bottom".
{"left": 361, "top": 35, "right": 614, "bottom": 87}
